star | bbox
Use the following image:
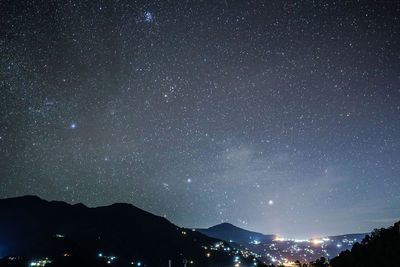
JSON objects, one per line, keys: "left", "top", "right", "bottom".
{"left": 162, "top": 183, "right": 169, "bottom": 190}
{"left": 1, "top": 0, "right": 398, "bottom": 240}
{"left": 145, "top": 11, "right": 153, "bottom": 22}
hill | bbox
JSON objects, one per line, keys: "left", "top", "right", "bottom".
{"left": 197, "top": 223, "right": 274, "bottom": 244}
{"left": 0, "top": 196, "right": 259, "bottom": 267}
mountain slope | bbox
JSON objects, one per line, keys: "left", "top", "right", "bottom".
{"left": 197, "top": 223, "right": 274, "bottom": 244}
{"left": 0, "top": 196, "right": 257, "bottom": 266}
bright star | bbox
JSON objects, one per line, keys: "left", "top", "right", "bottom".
{"left": 268, "top": 200, "right": 274, "bottom": 205}
{"left": 70, "top": 123, "right": 76, "bottom": 129}
{"left": 145, "top": 11, "right": 153, "bottom": 22}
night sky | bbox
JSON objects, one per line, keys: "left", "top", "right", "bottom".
{"left": 1, "top": 0, "right": 399, "bottom": 238}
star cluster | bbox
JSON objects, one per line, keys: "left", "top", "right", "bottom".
{"left": 1, "top": 0, "right": 399, "bottom": 238}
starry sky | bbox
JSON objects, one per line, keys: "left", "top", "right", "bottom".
{"left": 1, "top": 0, "right": 399, "bottom": 238}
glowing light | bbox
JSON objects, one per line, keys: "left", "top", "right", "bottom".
{"left": 70, "top": 123, "right": 76, "bottom": 129}
{"left": 294, "top": 239, "right": 309, "bottom": 243}
{"left": 98, "top": 253, "right": 103, "bottom": 257}
{"left": 145, "top": 11, "right": 153, "bottom": 22}
{"left": 311, "top": 239, "right": 324, "bottom": 245}
{"left": 268, "top": 200, "right": 274, "bottom": 205}
{"left": 282, "top": 260, "right": 296, "bottom": 266}
{"left": 29, "top": 259, "right": 52, "bottom": 266}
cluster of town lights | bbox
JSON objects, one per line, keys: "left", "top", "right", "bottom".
{"left": 29, "top": 258, "right": 52, "bottom": 266}
{"left": 273, "top": 236, "right": 329, "bottom": 245}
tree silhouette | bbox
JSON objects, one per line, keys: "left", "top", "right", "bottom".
{"left": 309, "top": 257, "right": 328, "bottom": 267}
{"left": 330, "top": 221, "right": 400, "bottom": 267}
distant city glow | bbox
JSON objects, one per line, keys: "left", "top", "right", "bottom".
{"left": 311, "top": 239, "right": 324, "bottom": 245}
{"left": 294, "top": 239, "right": 309, "bottom": 243}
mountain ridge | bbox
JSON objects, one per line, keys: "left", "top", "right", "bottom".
{"left": 197, "top": 222, "right": 274, "bottom": 244}
{"left": 0, "top": 195, "right": 260, "bottom": 266}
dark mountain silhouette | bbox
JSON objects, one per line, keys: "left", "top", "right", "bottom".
{"left": 330, "top": 221, "right": 400, "bottom": 267}
{"left": 197, "top": 223, "right": 274, "bottom": 244}
{"left": 0, "top": 196, "right": 259, "bottom": 267}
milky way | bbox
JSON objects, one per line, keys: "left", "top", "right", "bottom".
{"left": 1, "top": 0, "right": 399, "bottom": 238}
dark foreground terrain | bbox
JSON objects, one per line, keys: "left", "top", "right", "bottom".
{"left": 329, "top": 221, "right": 400, "bottom": 267}
{"left": 0, "top": 196, "right": 259, "bottom": 266}
{"left": 0, "top": 196, "right": 399, "bottom": 267}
